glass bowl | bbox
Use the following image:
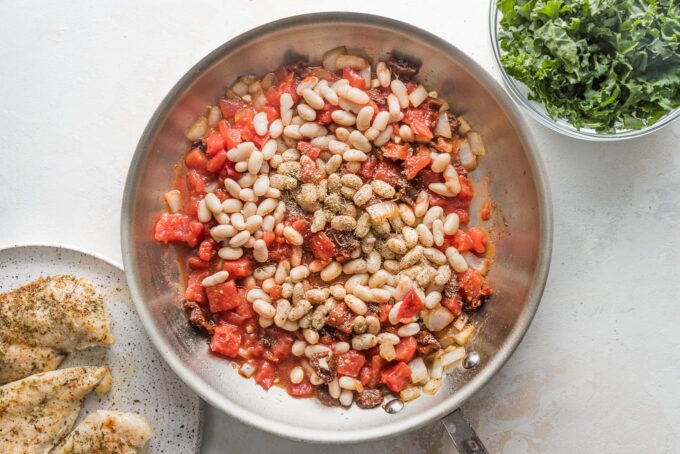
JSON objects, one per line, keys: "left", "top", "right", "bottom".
{"left": 489, "top": 0, "right": 680, "bottom": 141}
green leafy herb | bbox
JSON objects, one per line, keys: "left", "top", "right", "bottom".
{"left": 498, "top": 0, "right": 680, "bottom": 132}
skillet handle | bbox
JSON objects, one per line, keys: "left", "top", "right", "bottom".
{"left": 441, "top": 408, "right": 488, "bottom": 454}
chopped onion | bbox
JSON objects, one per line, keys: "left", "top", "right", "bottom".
{"left": 239, "top": 361, "right": 256, "bottom": 378}
{"left": 422, "top": 378, "right": 441, "bottom": 396}
{"left": 231, "top": 80, "right": 248, "bottom": 96}
{"left": 322, "top": 46, "right": 347, "bottom": 71}
{"left": 434, "top": 325, "right": 458, "bottom": 349}
{"left": 185, "top": 115, "right": 208, "bottom": 141}
{"left": 434, "top": 112, "right": 452, "bottom": 138}
{"left": 163, "top": 190, "right": 182, "bottom": 213}
{"left": 408, "top": 85, "right": 428, "bottom": 107}
{"left": 457, "top": 116, "right": 472, "bottom": 135}
{"left": 453, "top": 314, "right": 468, "bottom": 332}
{"left": 441, "top": 346, "right": 465, "bottom": 368}
{"left": 408, "top": 357, "right": 429, "bottom": 384}
{"left": 206, "top": 105, "right": 222, "bottom": 127}
{"left": 359, "top": 66, "right": 371, "bottom": 87}
{"left": 458, "top": 139, "right": 477, "bottom": 171}
{"left": 428, "top": 354, "right": 443, "bottom": 379}
{"left": 453, "top": 325, "right": 475, "bottom": 346}
{"left": 423, "top": 305, "right": 454, "bottom": 332}
{"left": 462, "top": 251, "right": 489, "bottom": 275}
{"left": 467, "top": 132, "right": 486, "bottom": 156}
{"left": 365, "top": 202, "right": 399, "bottom": 224}
{"left": 399, "top": 387, "right": 421, "bottom": 402}
{"left": 335, "top": 54, "right": 369, "bottom": 70}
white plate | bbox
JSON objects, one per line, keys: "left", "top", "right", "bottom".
{"left": 0, "top": 244, "right": 203, "bottom": 453}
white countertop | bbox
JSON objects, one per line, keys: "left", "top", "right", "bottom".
{"left": 2, "top": 1, "right": 679, "bottom": 452}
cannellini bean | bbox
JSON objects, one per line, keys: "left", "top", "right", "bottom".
{"left": 210, "top": 224, "right": 237, "bottom": 241}
{"left": 379, "top": 342, "right": 397, "bottom": 361}
{"left": 339, "top": 389, "right": 354, "bottom": 407}
{"left": 230, "top": 213, "right": 246, "bottom": 230}
{"left": 311, "top": 210, "right": 326, "bottom": 233}
{"left": 425, "top": 291, "right": 442, "bottom": 310}
{"left": 269, "top": 119, "right": 283, "bottom": 139}
{"left": 253, "top": 239, "right": 268, "bottom": 262}
{"left": 253, "top": 112, "right": 269, "bottom": 136}
{"left": 444, "top": 213, "right": 460, "bottom": 235}
{"left": 229, "top": 230, "right": 251, "bottom": 247}
{"left": 399, "top": 124, "right": 414, "bottom": 142}
{"left": 343, "top": 86, "right": 369, "bottom": 105}
{"left": 423, "top": 247, "right": 447, "bottom": 265}
{"left": 290, "top": 366, "right": 305, "bottom": 384}
{"left": 388, "top": 302, "right": 402, "bottom": 325}
{"left": 342, "top": 258, "right": 368, "bottom": 275}
{"left": 356, "top": 105, "right": 374, "bottom": 131}
{"left": 320, "top": 84, "right": 339, "bottom": 105}
{"left": 239, "top": 188, "right": 257, "bottom": 202}
{"left": 283, "top": 226, "right": 304, "bottom": 246}
{"left": 345, "top": 294, "right": 368, "bottom": 315}
{"left": 218, "top": 246, "right": 243, "bottom": 260}
{"left": 372, "top": 111, "right": 391, "bottom": 131}
{"left": 329, "top": 139, "right": 349, "bottom": 154}
{"left": 245, "top": 214, "right": 263, "bottom": 233}
{"left": 429, "top": 182, "right": 458, "bottom": 197}
{"left": 283, "top": 124, "right": 302, "bottom": 139}
{"left": 304, "top": 344, "right": 331, "bottom": 358}
{"left": 253, "top": 265, "right": 276, "bottom": 281}
{"left": 348, "top": 130, "right": 371, "bottom": 152}
{"left": 279, "top": 92, "right": 294, "bottom": 116}
{"left": 376, "top": 61, "right": 391, "bottom": 87}
{"left": 446, "top": 247, "right": 468, "bottom": 272}
{"left": 300, "top": 122, "right": 327, "bottom": 138}
{"left": 390, "top": 79, "right": 409, "bottom": 108}
{"left": 334, "top": 341, "right": 350, "bottom": 355}
{"left": 352, "top": 333, "right": 378, "bottom": 351}
{"left": 256, "top": 198, "right": 277, "bottom": 216}
{"left": 339, "top": 376, "right": 364, "bottom": 392}
{"left": 234, "top": 161, "right": 248, "bottom": 172}
{"left": 292, "top": 340, "right": 307, "bottom": 357}
{"left": 302, "top": 328, "right": 319, "bottom": 345}
{"left": 325, "top": 154, "right": 343, "bottom": 173}
{"left": 289, "top": 265, "right": 310, "bottom": 282}
{"left": 423, "top": 206, "right": 444, "bottom": 227}
{"left": 197, "top": 199, "right": 212, "bottom": 223}
{"left": 431, "top": 153, "right": 451, "bottom": 173}
{"left": 302, "top": 88, "right": 325, "bottom": 110}
{"left": 320, "top": 261, "right": 342, "bottom": 282}
{"left": 432, "top": 219, "right": 445, "bottom": 246}
{"left": 366, "top": 251, "right": 382, "bottom": 274}
{"left": 370, "top": 288, "right": 391, "bottom": 303}
{"left": 352, "top": 285, "right": 374, "bottom": 302}
{"left": 201, "top": 271, "right": 229, "bottom": 287}
{"left": 371, "top": 180, "right": 396, "bottom": 198}
{"left": 387, "top": 94, "right": 402, "bottom": 120}
{"left": 373, "top": 125, "right": 393, "bottom": 147}
{"left": 204, "top": 193, "right": 222, "bottom": 214}
{"left": 227, "top": 141, "right": 255, "bottom": 162}
{"left": 368, "top": 269, "right": 392, "bottom": 288}
{"left": 291, "top": 246, "right": 302, "bottom": 267}
{"left": 253, "top": 299, "right": 276, "bottom": 318}
{"left": 398, "top": 322, "right": 421, "bottom": 337}
{"left": 416, "top": 224, "right": 434, "bottom": 247}
{"left": 343, "top": 149, "right": 367, "bottom": 162}
{"left": 331, "top": 110, "right": 356, "bottom": 126}
{"left": 414, "top": 191, "right": 429, "bottom": 217}
{"left": 222, "top": 198, "right": 243, "bottom": 214}
{"left": 252, "top": 175, "right": 269, "bottom": 196}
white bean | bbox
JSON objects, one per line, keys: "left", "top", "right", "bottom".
{"left": 269, "top": 119, "right": 283, "bottom": 139}
{"left": 283, "top": 226, "right": 304, "bottom": 246}
{"left": 431, "top": 153, "right": 451, "bottom": 173}
{"left": 376, "top": 62, "right": 391, "bottom": 87}
{"left": 253, "top": 299, "right": 276, "bottom": 318}
{"left": 302, "top": 88, "right": 325, "bottom": 110}
{"left": 356, "top": 105, "right": 374, "bottom": 131}
{"left": 432, "top": 219, "right": 445, "bottom": 246}
{"left": 423, "top": 206, "right": 444, "bottom": 227}
{"left": 201, "top": 270, "right": 229, "bottom": 287}
{"left": 446, "top": 247, "right": 469, "bottom": 272}
{"left": 290, "top": 366, "right": 305, "bottom": 384}
{"left": 343, "top": 149, "right": 367, "bottom": 162}
{"left": 253, "top": 239, "right": 268, "bottom": 262}
{"left": 197, "top": 199, "right": 212, "bottom": 223}
{"left": 204, "top": 193, "right": 222, "bottom": 214}
{"left": 222, "top": 198, "right": 243, "bottom": 214}
{"left": 289, "top": 265, "right": 310, "bottom": 282}
{"left": 253, "top": 111, "right": 269, "bottom": 136}
{"left": 210, "top": 224, "right": 237, "bottom": 241}
{"left": 345, "top": 294, "right": 368, "bottom": 315}
{"left": 444, "top": 213, "right": 460, "bottom": 235}
{"left": 425, "top": 291, "right": 442, "bottom": 309}
{"left": 320, "top": 261, "right": 342, "bottom": 282}
{"left": 218, "top": 246, "right": 243, "bottom": 260}
{"left": 398, "top": 322, "right": 421, "bottom": 337}
{"left": 331, "top": 110, "right": 356, "bottom": 126}
{"left": 229, "top": 230, "right": 251, "bottom": 247}
{"left": 390, "top": 79, "right": 409, "bottom": 108}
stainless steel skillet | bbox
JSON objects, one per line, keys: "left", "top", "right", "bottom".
{"left": 121, "top": 12, "right": 552, "bottom": 448}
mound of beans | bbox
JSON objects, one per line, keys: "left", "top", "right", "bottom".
{"left": 155, "top": 47, "right": 493, "bottom": 408}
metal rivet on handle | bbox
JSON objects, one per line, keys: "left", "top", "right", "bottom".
{"left": 463, "top": 351, "right": 481, "bottom": 369}
{"left": 384, "top": 398, "right": 404, "bottom": 414}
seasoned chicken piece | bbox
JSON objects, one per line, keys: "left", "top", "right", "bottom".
{"left": 51, "top": 411, "right": 153, "bottom": 454}
{"left": 0, "top": 366, "right": 112, "bottom": 454}
{"left": 0, "top": 275, "right": 114, "bottom": 384}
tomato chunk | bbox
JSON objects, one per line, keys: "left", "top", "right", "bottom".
{"left": 289, "top": 379, "right": 316, "bottom": 398}
{"left": 297, "top": 140, "right": 322, "bottom": 160}
{"left": 205, "top": 131, "right": 225, "bottom": 156}
{"left": 219, "top": 98, "right": 245, "bottom": 119}
{"left": 210, "top": 323, "right": 242, "bottom": 358}
{"left": 360, "top": 354, "right": 387, "bottom": 388}
{"left": 326, "top": 302, "right": 354, "bottom": 334}
{"left": 381, "top": 361, "right": 412, "bottom": 392}
{"left": 403, "top": 108, "right": 435, "bottom": 140}
{"left": 481, "top": 199, "right": 491, "bottom": 221}
{"left": 185, "top": 271, "right": 209, "bottom": 304}
{"left": 397, "top": 289, "right": 424, "bottom": 321}
{"left": 221, "top": 258, "right": 253, "bottom": 279}
{"left": 206, "top": 280, "right": 245, "bottom": 313}
{"left": 309, "top": 232, "right": 336, "bottom": 261}
{"left": 268, "top": 241, "right": 292, "bottom": 263}
{"left": 394, "top": 336, "right": 417, "bottom": 363}
{"left": 342, "top": 67, "right": 366, "bottom": 88}
{"left": 374, "top": 160, "right": 404, "bottom": 187}
{"left": 458, "top": 269, "right": 487, "bottom": 305}
{"left": 336, "top": 351, "right": 366, "bottom": 378}
{"left": 154, "top": 213, "right": 203, "bottom": 247}
{"left": 403, "top": 149, "right": 432, "bottom": 180}
{"left": 206, "top": 149, "right": 227, "bottom": 173}
{"left": 185, "top": 148, "right": 208, "bottom": 170}
{"left": 198, "top": 239, "right": 216, "bottom": 262}
{"left": 441, "top": 294, "right": 463, "bottom": 317}
{"left": 468, "top": 228, "right": 486, "bottom": 254}
{"left": 255, "top": 360, "right": 276, "bottom": 390}
{"left": 381, "top": 142, "right": 411, "bottom": 160}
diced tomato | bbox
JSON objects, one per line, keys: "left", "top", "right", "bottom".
{"left": 205, "top": 131, "right": 225, "bottom": 156}
{"left": 326, "top": 303, "right": 354, "bottom": 334}
{"left": 403, "top": 108, "right": 434, "bottom": 140}
{"left": 297, "top": 141, "right": 321, "bottom": 160}
{"left": 186, "top": 170, "right": 207, "bottom": 194}
{"left": 185, "top": 148, "right": 208, "bottom": 170}
{"left": 381, "top": 142, "right": 411, "bottom": 160}
{"left": 222, "top": 298, "right": 256, "bottom": 326}
{"left": 154, "top": 213, "right": 203, "bottom": 247}
{"left": 397, "top": 290, "right": 424, "bottom": 321}
{"left": 342, "top": 67, "right": 366, "bottom": 89}
{"left": 218, "top": 122, "right": 242, "bottom": 150}
{"left": 220, "top": 160, "right": 241, "bottom": 180}
{"left": 316, "top": 103, "right": 339, "bottom": 125}
{"left": 219, "top": 98, "right": 245, "bottom": 119}
{"left": 264, "top": 74, "right": 299, "bottom": 108}
{"left": 288, "top": 379, "right": 316, "bottom": 398}
{"left": 453, "top": 230, "right": 473, "bottom": 252}
{"left": 403, "top": 148, "right": 432, "bottom": 180}
{"left": 257, "top": 105, "right": 280, "bottom": 122}
{"left": 233, "top": 107, "right": 256, "bottom": 142}
{"left": 187, "top": 256, "right": 210, "bottom": 270}
{"left": 417, "top": 168, "right": 443, "bottom": 188}
{"left": 394, "top": 336, "right": 417, "bottom": 363}
{"left": 299, "top": 156, "right": 326, "bottom": 183}
{"left": 206, "top": 280, "right": 245, "bottom": 313}
{"left": 198, "top": 238, "right": 216, "bottom": 261}
{"left": 309, "top": 232, "right": 336, "bottom": 261}
{"left": 270, "top": 332, "right": 294, "bottom": 360}
{"left": 377, "top": 304, "right": 392, "bottom": 323}
{"left": 441, "top": 294, "right": 463, "bottom": 317}
{"left": 268, "top": 284, "right": 282, "bottom": 299}
{"left": 268, "top": 241, "right": 292, "bottom": 263}
{"left": 336, "top": 351, "right": 366, "bottom": 378}
{"left": 206, "top": 149, "right": 227, "bottom": 173}
{"left": 262, "top": 231, "right": 276, "bottom": 247}
{"left": 458, "top": 269, "right": 484, "bottom": 304}
{"left": 360, "top": 354, "right": 386, "bottom": 388}
{"left": 481, "top": 199, "right": 491, "bottom": 221}
{"left": 374, "top": 160, "right": 403, "bottom": 187}
{"left": 468, "top": 228, "right": 486, "bottom": 254}
{"left": 252, "top": 132, "right": 270, "bottom": 149}
{"left": 358, "top": 153, "right": 378, "bottom": 183}
{"left": 381, "top": 361, "right": 412, "bottom": 393}
{"left": 210, "top": 323, "right": 242, "bottom": 358}
{"left": 290, "top": 218, "right": 312, "bottom": 236}
{"left": 255, "top": 360, "right": 276, "bottom": 390}
{"left": 185, "top": 271, "right": 209, "bottom": 304}
{"left": 221, "top": 257, "right": 253, "bottom": 279}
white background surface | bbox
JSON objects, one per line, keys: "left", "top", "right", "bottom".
{"left": 1, "top": 1, "right": 679, "bottom": 453}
